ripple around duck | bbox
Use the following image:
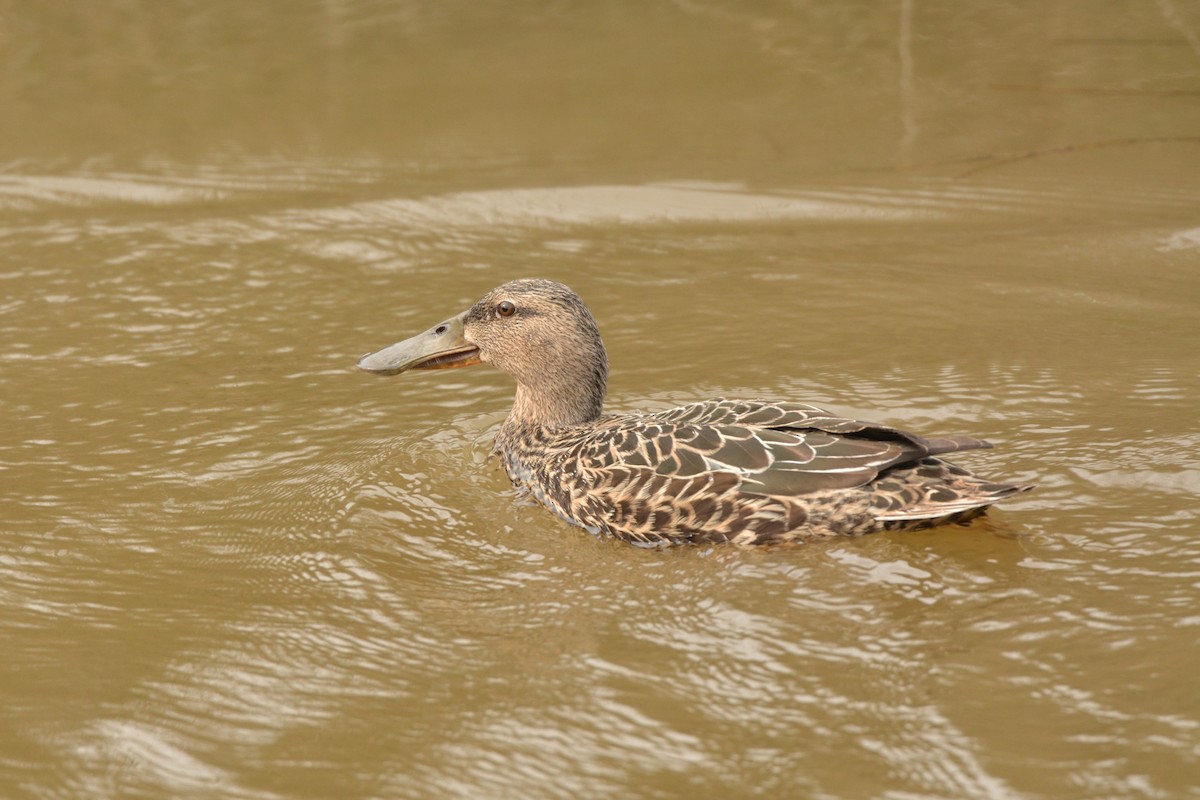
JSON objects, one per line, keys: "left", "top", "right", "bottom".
{"left": 9, "top": 471, "right": 531, "bottom": 799}
{"left": 2, "top": 150, "right": 1198, "bottom": 799}
{"left": 378, "top": 551, "right": 1038, "bottom": 800}
{"left": 0, "top": 159, "right": 407, "bottom": 214}
{"left": 0, "top": 174, "right": 228, "bottom": 210}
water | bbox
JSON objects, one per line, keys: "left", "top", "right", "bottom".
{"left": 2, "top": 2, "right": 1199, "bottom": 798}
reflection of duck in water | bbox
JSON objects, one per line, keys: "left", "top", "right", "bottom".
{"left": 359, "top": 279, "right": 1032, "bottom": 547}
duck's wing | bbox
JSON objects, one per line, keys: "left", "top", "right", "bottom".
{"left": 651, "top": 399, "right": 858, "bottom": 431}
{"left": 582, "top": 399, "right": 993, "bottom": 497}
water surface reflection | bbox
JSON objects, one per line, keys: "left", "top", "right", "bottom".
{"left": 2, "top": 1, "right": 1199, "bottom": 798}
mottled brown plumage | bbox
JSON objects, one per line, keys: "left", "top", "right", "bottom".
{"left": 358, "top": 279, "right": 1033, "bottom": 546}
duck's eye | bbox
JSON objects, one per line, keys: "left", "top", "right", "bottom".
{"left": 497, "top": 301, "right": 516, "bottom": 317}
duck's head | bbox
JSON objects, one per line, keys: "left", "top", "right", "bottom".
{"left": 358, "top": 279, "right": 608, "bottom": 427}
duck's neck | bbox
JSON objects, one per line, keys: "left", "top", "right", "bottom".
{"left": 509, "top": 383, "right": 600, "bottom": 430}
{"left": 500, "top": 354, "right": 607, "bottom": 441}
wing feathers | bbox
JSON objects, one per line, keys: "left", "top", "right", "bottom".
{"left": 559, "top": 400, "right": 1019, "bottom": 540}
{"left": 585, "top": 400, "right": 963, "bottom": 498}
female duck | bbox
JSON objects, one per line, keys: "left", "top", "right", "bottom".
{"left": 358, "top": 279, "right": 1031, "bottom": 546}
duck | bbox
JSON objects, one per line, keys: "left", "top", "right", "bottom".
{"left": 358, "top": 279, "right": 1032, "bottom": 546}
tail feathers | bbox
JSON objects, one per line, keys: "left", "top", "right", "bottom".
{"left": 923, "top": 435, "right": 993, "bottom": 457}
{"left": 874, "top": 483, "right": 1034, "bottom": 522}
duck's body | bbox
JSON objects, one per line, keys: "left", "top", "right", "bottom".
{"left": 359, "top": 279, "right": 1031, "bottom": 546}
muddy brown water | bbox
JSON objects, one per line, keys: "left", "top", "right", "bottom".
{"left": 2, "top": 2, "right": 1199, "bottom": 798}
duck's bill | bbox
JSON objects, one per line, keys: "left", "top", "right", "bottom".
{"left": 356, "top": 313, "right": 482, "bottom": 376}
